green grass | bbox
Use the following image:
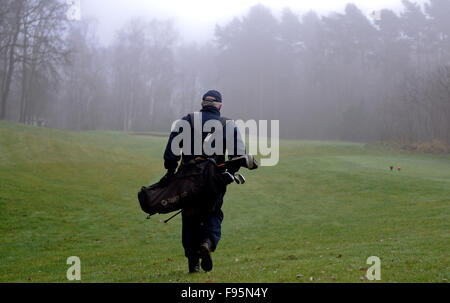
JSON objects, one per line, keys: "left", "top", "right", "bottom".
{"left": 0, "top": 121, "right": 449, "bottom": 283}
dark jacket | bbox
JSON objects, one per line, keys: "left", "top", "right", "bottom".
{"left": 164, "top": 105, "right": 245, "bottom": 172}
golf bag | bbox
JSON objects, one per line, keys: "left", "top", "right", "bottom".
{"left": 138, "top": 157, "right": 227, "bottom": 217}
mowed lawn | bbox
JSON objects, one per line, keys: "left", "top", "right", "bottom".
{"left": 0, "top": 121, "right": 449, "bottom": 283}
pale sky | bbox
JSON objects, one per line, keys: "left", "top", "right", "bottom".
{"left": 79, "top": 0, "right": 428, "bottom": 45}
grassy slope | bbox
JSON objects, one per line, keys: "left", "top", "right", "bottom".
{"left": 0, "top": 121, "right": 449, "bottom": 283}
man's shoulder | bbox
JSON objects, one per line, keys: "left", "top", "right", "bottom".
{"left": 182, "top": 112, "right": 236, "bottom": 126}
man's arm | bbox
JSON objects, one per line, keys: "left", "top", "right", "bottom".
{"left": 163, "top": 115, "right": 190, "bottom": 173}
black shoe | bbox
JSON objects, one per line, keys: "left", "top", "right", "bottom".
{"left": 198, "top": 241, "right": 213, "bottom": 272}
{"left": 188, "top": 257, "right": 200, "bottom": 273}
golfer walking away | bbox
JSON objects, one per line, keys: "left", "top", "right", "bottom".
{"left": 162, "top": 90, "right": 246, "bottom": 273}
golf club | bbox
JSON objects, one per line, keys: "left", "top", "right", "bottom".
{"left": 222, "top": 172, "right": 235, "bottom": 184}
{"left": 234, "top": 173, "right": 246, "bottom": 184}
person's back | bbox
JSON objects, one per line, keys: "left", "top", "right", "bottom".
{"left": 162, "top": 90, "right": 246, "bottom": 273}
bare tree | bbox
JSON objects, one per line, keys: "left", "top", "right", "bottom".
{"left": 0, "top": 0, "right": 68, "bottom": 122}
{"left": 17, "top": 0, "right": 69, "bottom": 124}
{"left": 110, "top": 18, "right": 177, "bottom": 131}
{"left": 0, "top": 0, "right": 24, "bottom": 120}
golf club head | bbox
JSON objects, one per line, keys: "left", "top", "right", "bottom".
{"left": 230, "top": 155, "right": 258, "bottom": 170}
{"left": 220, "top": 154, "right": 259, "bottom": 173}
{"left": 222, "top": 172, "right": 235, "bottom": 185}
{"left": 244, "top": 154, "right": 258, "bottom": 170}
{"left": 234, "top": 173, "right": 246, "bottom": 184}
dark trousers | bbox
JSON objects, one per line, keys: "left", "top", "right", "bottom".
{"left": 182, "top": 193, "right": 225, "bottom": 258}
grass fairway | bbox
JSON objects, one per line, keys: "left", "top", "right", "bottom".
{"left": 0, "top": 121, "right": 449, "bottom": 283}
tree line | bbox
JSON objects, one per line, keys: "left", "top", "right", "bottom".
{"left": 1, "top": 0, "right": 449, "bottom": 146}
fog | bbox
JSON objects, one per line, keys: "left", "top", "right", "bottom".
{"left": 1, "top": 0, "right": 449, "bottom": 148}
{"left": 82, "top": 0, "right": 410, "bottom": 44}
